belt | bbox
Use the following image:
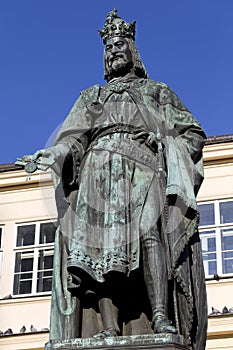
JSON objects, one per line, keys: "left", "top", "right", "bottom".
{"left": 90, "top": 125, "right": 134, "bottom": 143}
{"left": 88, "top": 136, "right": 158, "bottom": 171}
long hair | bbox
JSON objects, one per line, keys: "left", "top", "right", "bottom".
{"left": 104, "top": 37, "right": 149, "bottom": 82}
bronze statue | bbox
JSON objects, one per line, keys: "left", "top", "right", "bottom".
{"left": 17, "top": 9, "right": 207, "bottom": 350}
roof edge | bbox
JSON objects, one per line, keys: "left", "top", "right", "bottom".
{"left": 205, "top": 134, "right": 233, "bottom": 145}
{"left": 0, "top": 163, "right": 23, "bottom": 173}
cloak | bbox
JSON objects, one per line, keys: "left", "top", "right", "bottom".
{"left": 49, "top": 77, "right": 207, "bottom": 349}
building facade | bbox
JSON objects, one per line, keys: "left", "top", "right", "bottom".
{"left": 0, "top": 135, "right": 233, "bottom": 349}
{"left": 197, "top": 135, "right": 233, "bottom": 349}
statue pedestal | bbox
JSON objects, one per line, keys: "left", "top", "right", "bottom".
{"left": 45, "top": 334, "right": 188, "bottom": 350}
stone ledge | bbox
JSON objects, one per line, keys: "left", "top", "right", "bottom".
{"left": 45, "top": 334, "right": 188, "bottom": 350}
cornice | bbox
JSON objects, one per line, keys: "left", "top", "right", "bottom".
{"left": 203, "top": 141, "right": 233, "bottom": 165}
{"left": 0, "top": 169, "right": 52, "bottom": 190}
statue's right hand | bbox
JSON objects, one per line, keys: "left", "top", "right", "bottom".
{"left": 32, "top": 148, "right": 56, "bottom": 168}
{"left": 33, "top": 143, "right": 70, "bottom": 169}
{"left": 16, "top": 143, "right": 70, "bottom": 173}
{"left": 15, "top": 152, "right": 50, "bottom": 173}
{"left": 34, "top": 143, "right": 71, "bottom": 172}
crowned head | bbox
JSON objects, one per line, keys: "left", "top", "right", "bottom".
{"left": 99, "top": 9, "right": 148, "bottom": 82}
{"left": 98, "top": 8, "right": 136, "bottom": 44}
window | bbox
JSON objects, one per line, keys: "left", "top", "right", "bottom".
{"left": 13, "top": 221, "right": 56, "bottom": 295}
{"left": 198, "top": 200, "right": 233, "bottom": 278}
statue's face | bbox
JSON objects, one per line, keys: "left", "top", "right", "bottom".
{"left": 105, "top": 37, "right": 132, "bottom": 76}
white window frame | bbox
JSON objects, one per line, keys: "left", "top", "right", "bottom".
{"left": 13, "top": 220, "right": 56, "bottom": 297}
{"left": 198, "top": 199, "right": 233, "bottom": 278}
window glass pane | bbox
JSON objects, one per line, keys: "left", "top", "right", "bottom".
{"left": 39, "top": 222, "right": 56, "bottom": 244}
{"left": 201, "top": 236, "right": 216, "bottom": 253}
{"left": 200, "top": 230, "right": 217, "bottom": 276}
{"left": 221, "top": 228, "right": 233, "bottom": 250}
{"left": 202, "top": 253, "right": 217, "bottom": 276}
{"left": 198, "top": 203, "right": 215, "bottom": 226}
{"left": 14, "top": 251, "right": 34, "bottom": 273}
{"left": 222, "top": 252, "right": 233, "bottom": 274}
{"left": 220, "top": 201, "right": 233, "bottom": 224}
{"left": 13, "top": 272, "right": 33, "bottom": 295}
{"left": 37, "top": 249, "right": 54, "bottom": 292}
{"left": 37, "top": 249, "right": 54, "bottom": 270}
{"left": 208, "top": 260, "right": 217, "bottom": 276}
{"left": 200, "top": 230, "right": 216, "bottom": 252}
{"left": 221, "top": 228, "right": 233, "bottom": 274}
{"left": 221, "top": 234, "right": 233, "bottom": 251}
{"left": 21, "top": 257, "right": 33, "bottom": 272}
{"left": 37, "top": 273, "right": 53, "bottom": 292}
{"left": 13, "top": 276, "right": 32, "bottom": 295}
{"left": 13, "top": 251, "right": 34, "bottom": 295}
{"left": 17, "top": 225, "right": 35, "bottom": 246}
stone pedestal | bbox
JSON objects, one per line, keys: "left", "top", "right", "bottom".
{"left": 45, "top": 334, "right": 189, "bottom": 350}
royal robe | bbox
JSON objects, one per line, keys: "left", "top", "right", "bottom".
{"left": 49, "top": 75, "right": 207, "bottom": 350}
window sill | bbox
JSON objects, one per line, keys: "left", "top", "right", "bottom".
{"left": 0, "top": 293, "right": 51, "bottom": 305}
{"left": 206, "top": 275, "right": 233, "bottom": 283}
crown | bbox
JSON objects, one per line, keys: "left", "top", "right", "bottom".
{"left": 98, "top": 9, "right": 136, "bottom": 44}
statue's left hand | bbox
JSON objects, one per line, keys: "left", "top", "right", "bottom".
{"left": 132, "top": 131, "right": 158, "bottom": 152}
{"left": 132, "top": 130, "right": 148, "bottom": 144}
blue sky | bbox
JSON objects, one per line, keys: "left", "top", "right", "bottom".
{"left": 1, "top": 0, "right": 233, "bottom": 164}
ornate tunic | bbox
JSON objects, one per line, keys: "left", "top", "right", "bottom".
{"left": 67, "top": 85, "right": 163, "bottom": 283}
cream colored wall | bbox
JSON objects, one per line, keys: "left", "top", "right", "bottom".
{"left": 206, "top": 279, "right": 233, "bottom": 315}
{"left": 207, "top": 313, "right": 233, "bottom": 349}
{"left": 206, "top": 279, "right": 233, "bottom": 349}
{"left": 0, "top": 296, "right": 51, "bottom": 339}
{"left": 0, "top": 169, "right": 56, "bottom": 348}
{"left": 198, "top": 163, "right": 233, "bottom": 202}
{"left": 0, "top": 332, "right": 49, "bottom": 350}
{"left": 198, "top": 141, "right": 233, "bottom": 200}
{"left": 0, "top": 169, "right": 56, "bottom": 296}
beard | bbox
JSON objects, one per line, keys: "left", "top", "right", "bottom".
{"left": 107, "top": 60, "right": 133, "bottom": 79}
